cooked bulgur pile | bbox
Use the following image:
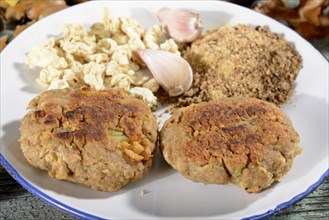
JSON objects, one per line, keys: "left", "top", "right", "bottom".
{"left": 175, "top": 24, "right": 302, "bottom": 107}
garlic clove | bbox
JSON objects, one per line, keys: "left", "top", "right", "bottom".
{"left": 157, "top": 7, "right": 203, "bottom": 43}
{"left": 137, "top": 49, "right": 193, "bottom": 97}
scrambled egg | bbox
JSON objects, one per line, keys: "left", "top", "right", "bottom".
{"left": 25, "top": 8, "right": 180, "bottom": 109}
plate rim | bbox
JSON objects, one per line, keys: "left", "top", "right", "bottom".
{"left": 0, "top": 153, "right": 103, "bottom": 220}
{"left": 1, "top": 153, "right": 328, "bottom": 219}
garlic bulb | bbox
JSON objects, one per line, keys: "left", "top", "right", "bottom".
{"left": 137, "top": 49, "right": 193, "bottom": 96}
{"left": 157, "top": 7, "right": 203, "bottom": 43}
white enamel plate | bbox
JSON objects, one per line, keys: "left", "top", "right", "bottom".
{"left": 1, "top": 1, "right": 328, "bottom": 219}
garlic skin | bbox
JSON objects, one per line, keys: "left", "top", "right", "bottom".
{"left": 137, "top": 49, "right": 193, "bottom": 96}
{"left": 157, "top": 7, "right": 203, "bottom": 43}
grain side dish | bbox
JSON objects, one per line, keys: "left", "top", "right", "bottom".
{"left": 178, "top": 24, "right": 302, "bottom": 106}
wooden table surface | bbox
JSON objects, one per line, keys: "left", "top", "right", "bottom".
{"left": 0, "top": 1, "right": 328, "bottom": 219}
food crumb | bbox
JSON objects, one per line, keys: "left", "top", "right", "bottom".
{"left": 140, "top": 190, "right": 150, "bottom": 196}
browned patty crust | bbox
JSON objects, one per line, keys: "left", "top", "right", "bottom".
{"left": 160, "top": 97, "right": 301, "bottom": 192}
{"left": 20, "top": 87, "right": 158, "bottom": 191}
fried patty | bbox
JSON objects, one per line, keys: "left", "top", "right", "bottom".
{"left": 160, "top": 97, "right": 301, "bottom": 193}
{"left": 20, "top": 87, "right": 158, "bottom": 192}
{"left": 178, "top": 24, "right": 302, "bottom": 107}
